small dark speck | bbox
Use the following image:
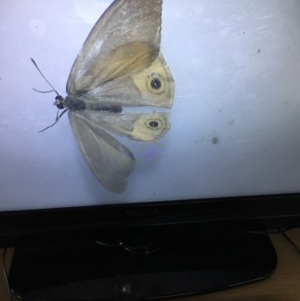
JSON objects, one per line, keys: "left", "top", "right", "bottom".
{"left": 212, "top": 137, "right": 219, "bottom": 144}
{"left": 219, "top": 109, "right": 222, "bottom": 112}
{"left": 243, "top": 31, "right": 246, "bottom": 34}
{"left": 258, "top": 49, "right": 261, "bottom": 53}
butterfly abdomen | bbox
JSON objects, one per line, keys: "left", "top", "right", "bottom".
{"left": 64, "top": 96, "right": 122, "bottom": 113}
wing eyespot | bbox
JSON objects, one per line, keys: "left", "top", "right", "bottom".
{"left": 151, "top": 78, "right": 162, "bottom": 90}
{"left": 146, "top": 73, "right": 165, "bottom": 95}
{"left": 146, "top": 118, "right": 163, "bottom": 130}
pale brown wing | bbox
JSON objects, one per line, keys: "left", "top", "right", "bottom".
{"left": 75, "top": 110, "right": 171, "bottom": 142}
{"left": 67, "top": 0, "right": 162, "bottom": 95}
{"left": 80, "top": 52, "right": 175, "bottom": 108}
{"left": 68, "top": 111, "right": 136, "bottom": 193}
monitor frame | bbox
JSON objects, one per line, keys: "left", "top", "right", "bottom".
{"left": 1, "top": 193, "right": 300, "bottom": 247}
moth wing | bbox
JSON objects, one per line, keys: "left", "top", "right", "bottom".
{"left": 81, "top": 52, "right": 175, "bottom": 108}
{"left": 69, "top": 111, "right": 135, "bottom": 194}
{"left": 67, "top": 0, "right": 162, "bottom": 95}
{"left": 129, "top": 52, "right": 175, "bottom": 108}
{"left": 76, "top": 110, "right": 171, "bottom": 142}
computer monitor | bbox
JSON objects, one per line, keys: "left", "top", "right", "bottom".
{"left": 1, "top": 0, "right": 300, "bottom": 300}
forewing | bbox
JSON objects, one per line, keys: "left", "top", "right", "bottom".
{"left": 67, "top": 0, "right": 162, "bottom": 95}
{"left": 81, "top": 52, "right": 175, "bottom": 108}
{"left": 69, "top": 111, "right": 136, "bottom": 193}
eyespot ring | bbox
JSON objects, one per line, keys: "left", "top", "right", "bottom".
{"left": 146, "top": 73, "right": 165, "bottom": 95}
{"left": 145, "top": 118, "right": 163, "bottom": 130}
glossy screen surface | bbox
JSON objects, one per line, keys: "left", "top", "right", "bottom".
{"left": 1, "top": 0, "right": 300, "bottom": 210}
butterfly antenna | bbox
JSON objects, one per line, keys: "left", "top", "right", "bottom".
{"left": 32, "top": 88, "right": 57, "bottom": 93}
{"left": 39, "top": 109, "right": 68, "bottom": 133}
{"left": 31, "top": 58, "right": 59, "bottom": 96}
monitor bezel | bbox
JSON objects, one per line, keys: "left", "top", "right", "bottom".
{"left": 1, "top": 193, "right": 300, "bottom": 247}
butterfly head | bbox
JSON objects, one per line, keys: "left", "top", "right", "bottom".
{"left": 54, "top": 95, "right": 65, "bottom": 110}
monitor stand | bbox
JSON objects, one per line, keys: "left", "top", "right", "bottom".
{"left": 8, "top": 225, "right": 277, "bottom": 301}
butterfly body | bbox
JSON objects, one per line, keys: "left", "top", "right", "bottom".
{"left": 51, "top": 0, "right": 174, "bottom": 193}
{"left": 56, "top": 95, "right": 123, "bottom": 113}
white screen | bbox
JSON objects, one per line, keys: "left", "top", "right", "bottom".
{"left": 1, "top": 0, "right": 300, "bottom": 210}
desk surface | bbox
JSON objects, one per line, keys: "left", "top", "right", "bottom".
{"left": 1, "top": 229, "right": 300, "bottom": 301}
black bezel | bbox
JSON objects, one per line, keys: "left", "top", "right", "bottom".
{"left": 1, "top": 193, "right": 300, "bottom": 247}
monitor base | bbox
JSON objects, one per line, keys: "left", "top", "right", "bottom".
{"left": 8, "top": 227, "right": 277, "bottom": 301}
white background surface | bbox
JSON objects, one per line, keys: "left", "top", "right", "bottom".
{"left": 1, "top": 0, "right": 300, "bottom": 210}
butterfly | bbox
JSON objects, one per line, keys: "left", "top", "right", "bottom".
{"left": 41, "top": 0, "right": 174, "bottom": 193}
